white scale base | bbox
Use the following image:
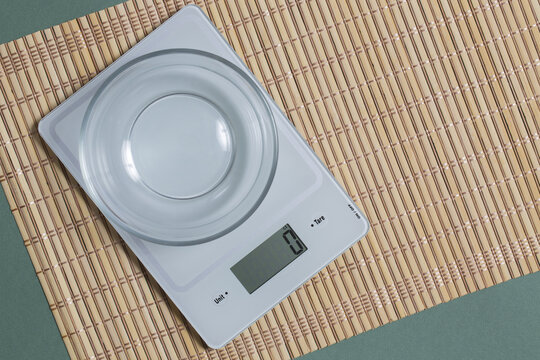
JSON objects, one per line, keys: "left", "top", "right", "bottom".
{"left": 39, "top": 5, "right": 369, "bottom": 348}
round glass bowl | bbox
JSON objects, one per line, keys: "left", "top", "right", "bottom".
{"left": 80, "top": 50, "right": 278, "bottom": 245}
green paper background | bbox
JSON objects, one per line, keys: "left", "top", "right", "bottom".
{"left": 0, "top": 2, "right": 539, "bottom": 359}
{"left": 0, "top": 0, "right": 122, "bottom": 44}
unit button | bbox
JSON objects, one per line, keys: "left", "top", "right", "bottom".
{"left": 212, "top": 291, "right": 229, "bottom": 305}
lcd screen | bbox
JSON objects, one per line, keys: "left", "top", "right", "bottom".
{"left": 231, "top": 224, "right": 307, "bottom": 294}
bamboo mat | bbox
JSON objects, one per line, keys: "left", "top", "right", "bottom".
{"left": 0, "top": 0, "right": 539, "bottom": 358}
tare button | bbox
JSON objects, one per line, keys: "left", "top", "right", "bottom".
{"left": 310, "top": 215, "right": 327, "bottom": 228}
{"left": 212, "top": 291, "right": 229, "bottom": 305}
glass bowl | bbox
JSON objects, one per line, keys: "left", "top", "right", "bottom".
{"left": 80, "top": 49, "right": 278, "bottom": 245}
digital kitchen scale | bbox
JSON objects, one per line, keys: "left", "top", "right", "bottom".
{"left": 38, "top": 5, "right": 369, "bottom": 348}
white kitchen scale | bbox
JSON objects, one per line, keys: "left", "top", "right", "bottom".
{"left": 38, "top": 5, "right": 369, "bottom": 348}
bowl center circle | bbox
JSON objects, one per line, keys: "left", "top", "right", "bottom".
{"left": 127, "top": 93, "right": 234, "bottom": 199}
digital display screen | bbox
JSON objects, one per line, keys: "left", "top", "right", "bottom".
{"left": 231, "top": 224, "right": 307, "bottom": 294}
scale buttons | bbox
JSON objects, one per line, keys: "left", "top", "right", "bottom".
{"left": 212, "top": 291, "right": 229, "bottom": 305}
{"left": 310, "top": 214, "right": 327, "bottom": 228}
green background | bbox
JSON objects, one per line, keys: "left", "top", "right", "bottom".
{"left": 0, "top": 2, "right": 539, "bottom": 359}
{"left": 0, "top": 0, "right": 121, "bottom": 44}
